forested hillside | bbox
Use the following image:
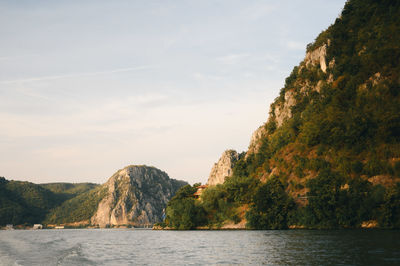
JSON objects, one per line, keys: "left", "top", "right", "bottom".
{"left": 0, "top": 177, "right": 98, "bottom": 226}
{"left": 164, "top": 0, "right": 400, "bottom": 229}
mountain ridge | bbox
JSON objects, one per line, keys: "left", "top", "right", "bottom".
{"left": 1, "top": 165, "right": 187, "bottom": 227}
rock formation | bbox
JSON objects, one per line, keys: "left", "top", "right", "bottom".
{"left": 91, "top": 165, "right": 186, "bottom": 227}
{"left": 304, "top": 43, "right": 328, "bottom": 73}
{"left": 207, "top": 150, "right": 239, "bottom": 186}
{"left": 245, "top": 42, "right": 330, "bottom": 158}
{"left": 273, "top": 90, "right": 297, "bottom": 127}
{"left": 246, "top": 125, "right": 267, "bottom": 159}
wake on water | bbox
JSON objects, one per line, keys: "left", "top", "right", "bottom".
{"left": 0, "top": 231, "right": 95, "bottom": 266}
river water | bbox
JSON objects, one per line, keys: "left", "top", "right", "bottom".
{"left": 0, "top": 229, "right": 399, "bottom": 265}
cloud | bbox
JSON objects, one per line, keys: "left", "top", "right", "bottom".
{"left": 216, "top": 53, "right": 250, "bottom": 65}
{"left": 0, "top": 65, "right": 153, "bottom": 84}
{"left": 193, "top": 72, "right": 224, "bottom": 81}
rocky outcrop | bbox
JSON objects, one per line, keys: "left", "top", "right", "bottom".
{"left": 305, "top": 43, "right": 327, "bottom": 73}
{"left": 207, "top": 150, "right": 239, "bottom": 186}
{"left": 273, "top": 90, "right": 296, "bottom": 127}
{"left": 245, "top": 125, "right": 267, "bottom": 159}
{"left": 244, "top": 43, "right": 330, "bottom": 159}
{"left": 90, "top": 165, "right": 186, "bottom": 228}
{"left": 273, "top": 43, "right": 329, "bottom": 128}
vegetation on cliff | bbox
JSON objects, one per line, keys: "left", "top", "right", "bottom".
{"left": 165, "top": 0, "right": 400, "bottom": 230}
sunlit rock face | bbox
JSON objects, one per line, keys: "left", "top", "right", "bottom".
{"left": 305, "top": 43, "right": 328, "bottom": 73}
{"left": 246, "top": 125, "right": 267, "bottom": 158}
{"left": 245, "top": 43, "right": 331, "bottom": 158}
{"left": 207, "top": 150, "right": 239, "bottom": 186}
{"left": 91, "top": 165, "right": 186, "bottom": 227}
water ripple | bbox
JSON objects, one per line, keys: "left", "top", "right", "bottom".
{"left": 0, "top": 229, "right": 399, "bottom": 265}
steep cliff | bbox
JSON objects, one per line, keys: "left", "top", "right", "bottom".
{"left": 248, "top": 36, "right": 331, "bottom": 152}
{"left": 207, "top": 150, "right": 239, "bottom": 186}
{"left": 246, "top": 126, "right": 267, "bottom": 158}
{"left": 172, "top": 0, "right": 400, "bottom": 230}
{"left": 241, "top": 0, "right": 400, "bottom": 198}
{"left": 91, "top": 165, "right": 187, "bottom": 227}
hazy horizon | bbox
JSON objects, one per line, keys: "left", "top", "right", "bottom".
{"left": 0, "top": 0, "right": 346, "bottom": 184}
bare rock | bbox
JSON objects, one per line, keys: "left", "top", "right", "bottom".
{"left": 274, "top": 90, "right": 296, "bottom": 127}
{"left": 91, "top": 165, "right": 186, "bottom": 228}
{"left": 245, "top": 125, "right": 267, "bottom": 159}
{"left": 305, "top": 44, "right": 327, "bottom": 73}
{"left": 207, "top": 150, "right": 239, "bottom": 186}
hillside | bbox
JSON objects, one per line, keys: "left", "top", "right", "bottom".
{"left": 0, "top": 177, "right": 96, "bottom": 226}
{"left": 164, "top": 0, "right": 400, "bottom": 229}
{"left": 40, "top": 182, "right": 99, "bottom": 196}
{"left": 2, "top": 165, "right": 186, "bottom": 227}
{"left": 45, "top": 165, "right": 187, "bottom": 227}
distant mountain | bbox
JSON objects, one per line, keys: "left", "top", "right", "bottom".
{"left": 1, "top": 166, "right": 187, "bottom": 227}
{"left": 164, "top": 0, "right": 400, "bottom": 230}
{"left": 43, "top": 165, "right": 187, "bottom": 227}
{"left": 90, "top": 165, "right": 187, "bottom": 227}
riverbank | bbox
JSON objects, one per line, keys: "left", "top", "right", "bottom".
{"left": 153, "top": 219, "right": 380, "bottom": 230}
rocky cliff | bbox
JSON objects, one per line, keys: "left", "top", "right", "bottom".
{"left": 89, "top": 165, "right": 187, "bottom": 227}
{"left": 247, "top": 39, "right": 333, "bottom": 156}
{"left": 207, "top": 150, "right": 239, "bottom": 186}
{"left": 237, "top": 0, "right": 400, "bottom": 198}
{"left": 164, "top": 0, "right": 400, "bottom": 230}
{"left": 246, "top": 126, "right": 267, "bottom": 158}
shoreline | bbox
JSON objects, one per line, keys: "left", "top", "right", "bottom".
{"left": 1, "top": 219, "right": 380, "bottom": 231}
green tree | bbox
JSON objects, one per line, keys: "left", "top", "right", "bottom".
{"left": 165, "top": 184, "right": 206, "bottom": 229}
{"left": 246, "top": 176, "right": 295, "bottom": 229}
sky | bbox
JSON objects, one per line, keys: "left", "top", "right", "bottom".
{"left": 0, "top": 0, "right": 346, "bottom": 184}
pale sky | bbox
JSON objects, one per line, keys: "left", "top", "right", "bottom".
{"left": 0, "top": 0, "right": 346, "bottom": 184}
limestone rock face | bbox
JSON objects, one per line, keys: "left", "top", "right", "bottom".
{"left": 274, "top": 90, "right": 296, "bottom": 127}
{"left": 245, "top": 43, "right": 330, "bottom": 159}
{"left": 90, "top": 165, "right": 186, "bottom": 227}
{"left": 246, "top": 125, "right": 267, "bottom": 159}
{"left": 207, "top": 150, "right": 239, "bottom": 186}
{"left": 305, "top": 43, "right": 327, "bottom": 73}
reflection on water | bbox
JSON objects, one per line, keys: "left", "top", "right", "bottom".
{"left": 0, "top": 229, "right": 399, "bottom": 265}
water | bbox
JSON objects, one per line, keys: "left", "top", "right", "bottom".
{"left": 0, "top": 229, "right": 399, "bottom": 265}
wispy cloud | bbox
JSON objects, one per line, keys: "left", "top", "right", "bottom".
{"left": 0, "top": 66, "right": 153, "bottom": 84}
{"left": 216, "top": 53, "right": 250, "bottom": 65}
{"left": 193, "top": 72, "right": 224, "bottom": 81}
